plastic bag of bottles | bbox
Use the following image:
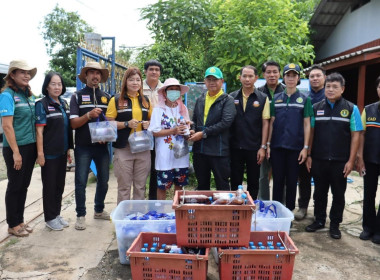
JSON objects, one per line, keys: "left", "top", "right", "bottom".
{"left": 128, "top": 129, "right": 153, "bottom": 153}
{"left": 173, "top": 136, "right": 189, "bottom": 158}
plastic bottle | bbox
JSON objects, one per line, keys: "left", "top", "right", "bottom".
{"left": 212, "top": 193, "right": 234, "bottom": 205}
{"left": 180, "top": 194, "right": 210, "bottom": 204}
{"left": 230, "top": 185, "right": 244, "bottom": 205}
{"left": 179, "top": 116, "right": 190, "bottom": 139}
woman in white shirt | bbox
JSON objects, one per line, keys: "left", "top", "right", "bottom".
{"left": 148, "top": 78, "right": 190, "bottom": 199}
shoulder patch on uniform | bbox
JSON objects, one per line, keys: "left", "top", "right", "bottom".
{"left": 340, "top": 109, "right": 349, "bottom": 117}
{"left": 101, "top": 96, "right": 108, "bottom": 104}
{"left": 82, "top": 95, "right": 90, "bottom": 102}
{"left": 253, "top": 101, "right": 260, "bottom": 107}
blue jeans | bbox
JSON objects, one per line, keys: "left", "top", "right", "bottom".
{"left": 74, "top": 145, "right": 110, "bottom": 217}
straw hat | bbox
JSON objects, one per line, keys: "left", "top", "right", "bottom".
{"left": 77, "top": 61, "right": 109, "bottom": 83}
{"left": 4, "top": 60, "right": 37, "bottom": 81}
{"left": 158, "top": 78, "right": 189, "bottom": 96}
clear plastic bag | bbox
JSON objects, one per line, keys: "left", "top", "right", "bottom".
{"left": 88, "top": 117, "right": 117, "bottom": 143}
{"left": 128, "top": 130, "right": 153, "bottom": 153}
{"left": 173, "top": 136, "right": 189, "bottom": 158}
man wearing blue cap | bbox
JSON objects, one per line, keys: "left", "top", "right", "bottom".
{"left": 267, "top": 63, "right": 313, "bottom": 212}
{"left": 189, "top": 66, "right": 236, "bottom": 190}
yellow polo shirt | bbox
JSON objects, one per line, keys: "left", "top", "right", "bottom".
{"left": 242, "top": 90, "right": 270, "bottom": 119}
{"left": 204, "top": 89, "right": 224, "bottom": 123}
{"left": 106, "top": 93, "right": 152, "bottom": 134}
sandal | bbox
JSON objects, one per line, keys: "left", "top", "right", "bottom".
{"left": 8, "top": 227, "right": 29, "bottom": 237}
{"left": 20, "top": 224, "right": 33, "bottom": 233}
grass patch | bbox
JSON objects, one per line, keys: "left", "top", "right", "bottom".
{"left": 3, "top": 238, "right": 19, "bottom": 248}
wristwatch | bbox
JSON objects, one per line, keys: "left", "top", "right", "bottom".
{"left": 124, "top": 121, "right": 129, "bottom": 128}
{"left": 304, "top": 145, "right": 309, "bottom": 150}
{"left": 260, "top": 145, "right": 267, "bottom": 150}
{"left": 202, "top": 132, "right": 207, "bottom": 139}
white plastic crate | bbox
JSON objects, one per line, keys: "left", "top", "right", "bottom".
{"left": 110, "top": 200, "right": 176, "bottom": 264}
{"left": 251, "top": 200, "right": 294, "bottom": 234}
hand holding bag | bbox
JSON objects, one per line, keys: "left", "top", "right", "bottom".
{"left": 173, "top": 135, "right": 189, "bottom": 158}
{"left": 128, "top": 129, "right": 153, "bottom": 153}
{"left": 88, "top": 112, "right": 117, "bottom": 143}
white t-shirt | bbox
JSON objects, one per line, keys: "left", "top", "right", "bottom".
{"left": 148, "top": 105, "right": 190, "bottom": 171}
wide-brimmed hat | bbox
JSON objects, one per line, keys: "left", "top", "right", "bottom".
{"left": 158, "top": 78, "right": 189, "bottom": 96}
{"left": 4, "top": 60, "right": 37, "bottom": 81}
{"left": 77, "top": 61, "right": 109, "bottom": 83}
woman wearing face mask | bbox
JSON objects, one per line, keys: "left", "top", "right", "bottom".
{"left": 148, "top": 78, "right": 190, "bottom": 200}
{"left": 106, "top": 67, "right": 152, "bottom": 203}
{"left": 0, "top": 60, "right": 37, "bottom": 237}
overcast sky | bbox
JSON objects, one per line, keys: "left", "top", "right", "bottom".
{"left": 1, "top": 0, "right": 157, "bottom": 93}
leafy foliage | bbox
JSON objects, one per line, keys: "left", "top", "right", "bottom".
{"left": 211, "top": 0, "right": 315, "bottom": 90}
{"left": 40, "top": 4, "right": 93, "bottom": 86}
{"left": 136, "top": 42, "right": 204, "bottom": 83}
{"left": 139, "top": 0, "right": 317, "bottom": 91}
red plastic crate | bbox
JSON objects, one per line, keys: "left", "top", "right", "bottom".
{"left": 172, "top": 190, "right": 255, "bottom": 247}
{"left": 127, "top": 232, "right": 209, "bottom": 280}
{"left": 218, "top": 231, "right": 299, "bottom": 280}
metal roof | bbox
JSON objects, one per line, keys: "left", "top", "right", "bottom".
{"left": 309, "top": 0, "right": 363, "bottom": 52}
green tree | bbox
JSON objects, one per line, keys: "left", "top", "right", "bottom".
{"left": 40, "top": 4, "right": 93, "bottom": 86}
{"left": 116, "top": 46, "right": 133, "bottom": 63}
{"left": 136, "top": 42, "right": 204, "bottom": 83}
{"left": 211, "top": 0, "right": 316, "bottom": 90}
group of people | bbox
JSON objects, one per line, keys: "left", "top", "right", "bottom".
{"left": 0, "top": 59, "right": 379, "bottom": 245}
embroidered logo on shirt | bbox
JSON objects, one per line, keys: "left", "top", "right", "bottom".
{"left": 253, "top": 101, "right": 260, "bottom": 107}
{"left": 317, "top": 110, "right": 324, "bottom": 116}
{"left": 101, "top": 96, "right": 108, "bottom": 104}
{"left": 123, "top": 101, "right": 128, "bottom": 108}
{"left": 275, "top": 99, "right": 283, "bottom": 103}
{"left": 367, "top": 117, "right": 376, "bottom": 121}
{"left": 82, "top": 95, "right": 90, "bottom": 102}
{"left": 340, "top": 109, "right": 349, "bottom": 117}
{"left": 14, "top": 96, "right": 21, "bottom": 102}
{"left": 296, "top": 97, "right": 303, "bottom": 103}
{"left": 48, "top": 106, "right": 55, "bottom": 111}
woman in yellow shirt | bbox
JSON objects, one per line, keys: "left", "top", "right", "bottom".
{"left": 106, "top": 67, "right": 152, "bottom": 203}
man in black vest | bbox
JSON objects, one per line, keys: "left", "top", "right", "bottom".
{"left": 356, "top": 75, "right": 380, "bottom": 244}
{"left": 70, "top": 61, "right": 111, "bottom": 230}
{"left": 257, "top": 61, "right": 285, "bottom": 200}
{"left": 295, "top": 65, "right": 326, "bottom": 220}
{"left": 229, "top": 65, "right": 270, "bottom": 199}
{"left": 305, "top": 73, "right": 362, "bottom": 239}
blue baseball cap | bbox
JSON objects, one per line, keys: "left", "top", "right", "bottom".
{"left": 283, "top": 63, "right": 301, "bottom": 76}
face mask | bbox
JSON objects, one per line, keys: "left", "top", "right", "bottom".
{"left": 166, "top": 90, "right": 181, "bottom": 102}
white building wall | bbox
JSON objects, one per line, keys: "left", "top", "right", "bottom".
{"left": 317, "top": 0, "right": 380, "bottom": 60}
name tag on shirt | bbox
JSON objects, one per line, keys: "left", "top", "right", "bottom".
{"left": 317, "top": 110, "right": 324, "bottom": 116}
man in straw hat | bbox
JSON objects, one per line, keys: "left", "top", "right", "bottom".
{"left": 70, "top": 61, "right": 111, "bottom": 230}
{"left": 189, "top": 66, "right": 236, "bottom": 190}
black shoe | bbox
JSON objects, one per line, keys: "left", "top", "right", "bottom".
{"left": 330, "top": 227, "right": 341, "bottom": 239}
{"left": 305, "top": 221, "right": 325, "bottom": 232}
{"left": 372, "top": 234, "right": 380, "bottom": 244}
{"left": 359, "top": 231, "right": 373, "bottom": 240}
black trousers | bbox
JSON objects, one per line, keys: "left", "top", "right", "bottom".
{"left": 193, "top": 153, "right": 230, "bottom": 191}
{"left": 148, "top": 149, "right": 157, "bottom": 200}
{"left": 230, "top": 148, "right": 260, "bottom": 200}
{"left": 271, "top": 148, "right": 300, "bottom": 211}
{"left": 3, "top": 143, "right": 37, "bottom": 228}
{"left": 363, "top": 161, "right": 380, "bottom": 234}
{"left": 312, "top": 159, "right": 347, "bottom": 226}
{"left": 42, "top": 154, "right": 68, "bottom": 221}
{"left": 298, "top": 162, "right": 312, "bottom": 208}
